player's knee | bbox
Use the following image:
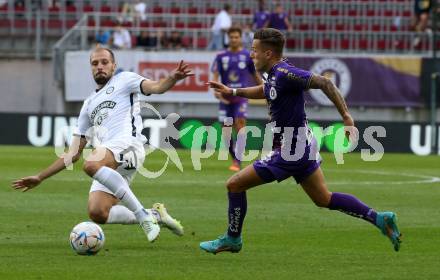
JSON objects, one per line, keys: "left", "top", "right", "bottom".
{"left": 312, "top": 193, "right": 332, "bottom": 208}
{"left": 83, "top": 161, "right": 100, "bottom": 177}
{"left": 226, "top": 176, "right": 240, "bottom": 192}
{"left": 88, "top": 208, "right": 108, "bottom": 224}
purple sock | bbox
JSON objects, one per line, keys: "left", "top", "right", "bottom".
{"left": 227, "top": 192, "right": 247, "bottom": 237}
{"left": 328, "top": 192, "right": 377, "bottom": 225}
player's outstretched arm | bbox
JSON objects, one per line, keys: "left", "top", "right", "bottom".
{"left": 12, "top": 136, "right": 87, "bottom": 192}
{"left": 141, "top": 60, "right": 194, "bottom": 95}
{"left": 309, "top": 74, "right": 356, "bottom": 139}
{"left": 207, "top": 81, "right": 265, "bottom": 99}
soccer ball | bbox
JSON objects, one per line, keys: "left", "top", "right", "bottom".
{"left": 69, "top": 222, "right": 105, "bottom": 255}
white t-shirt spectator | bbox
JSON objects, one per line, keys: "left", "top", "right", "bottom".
{"left": 134, "top": 2, "right": 147, "bottom": 21}
{"left": 113, "top": 28, "right": 132, "bottom": 49}
{"left": 211, "top": 9, "right": 231, "bottom": 34}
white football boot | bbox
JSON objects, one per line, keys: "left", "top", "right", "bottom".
{"left": 139, "top": 209, "right": 160, "bottom": 242}
{"left": 152, "top": 203, "right": 184, "bottom": 236}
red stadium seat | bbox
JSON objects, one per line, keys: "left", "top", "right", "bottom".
{"left": 87, "top": 20, "right": 95, "bottom": 27}
{"left": 322, "top": 38, "right": 332, "bottom": 49}
{"left": 14, "top": 5, "right": 25, "bottom": 13}
{"left": 299, "top": 23, "right": 309, "bottom": 31}
{"left": 0, "top": 3, "right": 8, "bottom": 11}
{"left": 358, "top": 38, "right": 368, "bottom": 49}
{"left": 83, "top": 5, "right": 94, "bottom": 12}
{"left": 304, "top": 38, "right": 314, "bottom": 49}
{"left": 340, "top": 38, "right": 350, "bottom": 49}
{"left": 366, "top": 9, "right": 375, "bottom": 17}
{"left": 335, "top": 23, "right": 346, "bottom": 31}
{"left": 152, "top": 21, "right": 167, "bottom": 28}
{"left": 294, "top": 9, "right": 304, "bottom": 16}
{"left": 383, "top": 10, "right": 393, "bottom": 17}
{"left": 312, "top": 9, "right": 322, "bottom": 16}
{"left": 140, "top": 21, "right": 149, "bottom": 28}
{"left": 48, "top": 6, "right": 60, "bottom": 13}
{"left": 188, "top": 7, "right": 198, "bottom": 14}
{"left": 188, "top": 22, "right": 203, "bottom": 29}
{"left": 206, "top": 7, "right": 216, "bottom": 14}
{"left": 48, "top": 19, "right": 62, "bottom": 29}
{"left": 153, "top": 6, "right": 163, "bottom": 14}
{"left": 377, "top": 39, "right": 387, "bottom": 50}
{"left": 170, "top": 7, "right": 180, "bottom": 14}
{"left": 402, "top": 10, "right": 412, "bottom": 17}
{"left": 101, "top": 19, "right": 115, "bottom": 27}
{"left": 66, "top": 5, "right": 76, "bottom": 13}
{"left": 371, "top": 24, "right": 381, "bottom": 32}
{"left": 241, "top": 8, "right": 251, "bottom": 15}
{"left": 330, "top": 9, "right": 339, "bottom": 16}
{"left": 286, "top": 38, "right": 296, "bottom": 49}
{"left": 100, "top": 5, "right": 111, "bottom": 13}
{"left": 353, "top": 24, "right": 364, "bottom": 31}
{"left": 347, "top": 9, "right": 357, "bottom": 17}
{"left": 197, "top": 37, "right": 208, "bottom": 48}
{"left": 317, "top": 23, "right": 327, "bottom": 31}
{"left": 175, "top": 22, "right": 185, "bottom": 28}
{"left": 66, "top": 19, "right": 77, "bottom": 28}
{"left": 182, "top": 36, "right": 192, "bottom": 47}
{"left": 13, "top": 19, "right": 27, "bottom": 28}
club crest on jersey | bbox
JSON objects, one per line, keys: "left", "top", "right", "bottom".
{"left": 106, "top": 86, "right": 114, "bottom": 94}
{"left": 269, "top": 87, "right": 277, "bottom": 100}
{"left": 238, "top": 61, "right": 246, "bottom": 69}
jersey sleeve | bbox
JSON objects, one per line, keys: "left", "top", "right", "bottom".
{"left": 122, "top": 71, "right": 149, "bottom": 95}
{"left": 283, "top": 66, "right": 313, "bottom": 92}
{"left": 73, "top": 99, "right": 91, "bottom": 138}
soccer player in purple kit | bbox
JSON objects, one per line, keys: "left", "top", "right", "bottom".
{"left": 253, "top": 0, "right": 270, "bottom": 30}
{"left": 200, "top": 28, "right": 402, "bottom": 254}
{"left": 212, "top": 27, "right": 262, "bottom": 171}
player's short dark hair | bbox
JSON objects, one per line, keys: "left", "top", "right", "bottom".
{"left": 91, "top": 47, "right": 115, "bottom": 63}
{"left": 224, "top": 4, "right": 231, "bottom": 11}
{"left": 227, "top": 27, "right": 242, "bottom": 36}
{"left": 253, "top": 28, "right": 285, "bottom": 56}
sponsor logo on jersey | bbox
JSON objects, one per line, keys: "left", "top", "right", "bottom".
{"left": 106, "top": 86, "right": 114, "bottom": 94}
{"left": 90, "top": 101, "right": 116, "bottom": 121}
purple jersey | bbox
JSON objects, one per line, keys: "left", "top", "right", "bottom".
{"left": 212, "top": 49, "right": 257, "bottom": 103}
{"left": 254, "top": 11, "right": 270, "bottom": 29}
{"left": 263, "top": 60, "right": 313, "bottom": 149}
{"left": 269, "top": 12, "right": 288, "bottom": 30}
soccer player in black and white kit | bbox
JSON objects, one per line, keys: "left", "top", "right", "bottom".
{"left": 12, "top": 47, "right": 194, "bottom": 242}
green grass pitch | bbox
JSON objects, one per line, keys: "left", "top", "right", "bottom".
{"left": 0, "top": 145, "right": 439, "bottom": 279}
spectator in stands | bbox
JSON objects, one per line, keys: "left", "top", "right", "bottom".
{"left": 207, "top": 4, "right": 232, "bottom": 50}
{"left": 253, "top": 0, "right": 270, "bottom": 30}
{"left": 95, "top": 30, "right": 112, "bottom": 46}
{"left": 268, "top": 4, "right": 292, "bottom": 33}
{"left": 137, "top": 30, "right": 158, "bottom": 49}
{"left": 161, "top": 31, "right": 184, "bottom": 50}
{"left": 412, "top": 0, "right": 433, "bottom": 47}
{"left": 111, "top": 21, "right": 132, "bottom": 49}
{"left": 120, "top": 0, "right": 147, "bottom": 25}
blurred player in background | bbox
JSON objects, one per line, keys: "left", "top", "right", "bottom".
{"left": 200, "top": 28, "right": 402, "bottom": 254}
{"left": 12, "top": 47, "right": 193, "bottom": 243}
{"left": 212, "top": 27, "right": 262, "bottom": 171}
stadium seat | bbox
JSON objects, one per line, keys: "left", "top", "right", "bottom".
{"left": 175, "top": 22, "right": 185, "bottom": 28}
{"left": 340, "top": 38, "right": 350, "bottom": 49}
{"left": 170, "top": 7, "right": 180, "bottom": 14}
{"left": 322, "top": 38, "right": 332, "bottom": 49}
{"left": 241, "top": 8, "right": 251, "bottom": 15}
{"left": 205, "top": 7, "right": 216, "bottom": 14}
{"left": 196, "top": 37, "right": 208, "bottom": 48}
{"left": 153, "top": 6, "right": 163, "bottom": 14}
{"left": 188, "top": 7, "right": 198, "bottom": 14}
{"left": 100, "top": 5, "right": 111, "bottom": 13}
{"left": 294, "top": 9, "right": 304, "bottom": 16}
{"left": 83, "top": 5, "right": 94, "bottom": 12}
{"left": 0, "top": 3, "right": 7, "bottom": 11}
{"left": 66, "top": 19, "right": 77, "bottom": 28}
{"left": 304, "top": 38, "right": 314, "bottom": 49}
{"left": 152, "top": 21, "right": 167, "bottom": 28}
{"left": 0, "top": 18, "right": 10, "bottom": 28}
{"left": 66, "top": 5, "right": 76, "bottom": 13}
{"left": 14, "top": 5, "right": 25, "bottom": 13}
{"left": 13, "top": 19, "right": 27, "bottom": 29}
{"left": 188, "top": 22, "right": 203, "bottom": 29}
{"left": 48, "top": 19, "right": 62, "bottom": 29}
{"left": 286, "top": 38, "right": 296, "bottom": 49}
{"left": 48, "top": 6, "right": 60, "bottom": 13}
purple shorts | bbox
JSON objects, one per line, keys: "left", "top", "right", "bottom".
{"left": 218, "top": 100, "right": 248, "bottom": 122}
{"left": 253, "top": 139, "right": 321, "bottom": 184}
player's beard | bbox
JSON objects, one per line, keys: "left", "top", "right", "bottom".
{"left": 94, "top": 73, "right": 111, "bottom": 86}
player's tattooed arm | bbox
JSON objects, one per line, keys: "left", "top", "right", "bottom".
{"left": 141, "top": 60, "right": 194, "bottom": 95}
{"left": 309, "top": 74, "right": 351, "bottom": 120}
{"left": 207, "top": 81, "right": 265, "bottom": 99}
{"left": 309, "top": 74, "right": 356, "bottom": 139}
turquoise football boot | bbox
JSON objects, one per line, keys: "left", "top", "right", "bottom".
{"left": 376, "top": 212, "right": 402, "bottom": 252}
{"left": 200, "top": 234, "right": 242, "bottom": 254}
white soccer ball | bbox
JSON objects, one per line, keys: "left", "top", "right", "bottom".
{"left": 69, "top": 222, "right": 105, "bottom": 255}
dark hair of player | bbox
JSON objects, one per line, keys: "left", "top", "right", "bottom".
{"left": 253, "top": 28, "right": 285, "bottom": 57}
{"left": 227, "top": 27, "right": 242, "bottom": 36}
